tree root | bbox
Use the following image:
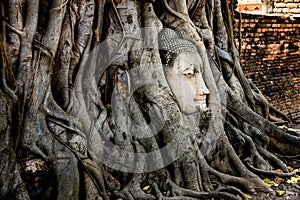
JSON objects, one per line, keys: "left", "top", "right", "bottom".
{"left": 197, "top": 148, "right": 271, "bottom": 195}
{"left": 81, "top": 159, "right": 110, "bottom": 200}
{"left": 227, "top": 87, "right": 300, "bottom": 155}
{"left": 273, "top": 153, "right": 300, "bottom": 168}
{"left": 225, "top": 120, "right": 271, "bottom": 170}
{"left": 2, "top": 1, "right": 300, "bottom": 200}
{"left": 245, "top": 161, "right": 296, "bottom": 178}
{"left": 257, "top": 146, "right": 289, "bottom": 173}
{"left": 165, "top": 178, "right": 242, "bottom": 200}
{"left": 0, "top": 33, "right": 17, "bottom": 103}
{"left": 213, "top": 140, "right": 274, "bottom": 194}
{"left": 215, "top": 184, "right": 246, "bottom": 200}
{"left": 249, "top": 80, "right": 290, "bottom": 122}
{"left": 114, "top": 174, "right": 156, "bottom": 200}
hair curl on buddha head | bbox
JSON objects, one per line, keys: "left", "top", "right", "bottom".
{"left": 159, "top": 28, "right": 198, "bottom": 66}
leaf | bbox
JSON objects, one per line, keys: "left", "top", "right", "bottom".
{"left": 263, "top": 178, "right": 273, "bottom": 187}
{"left": 287, "top": 166, "right": 294, "bottom": 172}
{"left": 263, "top": 178, "right": 271, "bottom": 183}
{"left": 276, "top": 190, "right": 285, "bottom": 196}
{"left": 274, "top": 177, "right": 283, "bottom": 185}
{"left": 244, "top": 194, "right": 252, "bottom": 199}
{"left": 142, "top": 186, "right": 150, "bottom": 191}
{"left": 293, "top": 168, "right": 300, "bottom": 172}
{"left": 286, "top": 176, "right": 300, "bottom": 184}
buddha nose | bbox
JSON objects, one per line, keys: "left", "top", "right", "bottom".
{"left": 194, "top": 78, "right": 209, "bottom": 106}
{"left": 196, "top": 77, "right": 209, "bottom": 95}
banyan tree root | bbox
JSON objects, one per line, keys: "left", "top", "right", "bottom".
{"left": 1, "top": 0, "right": 300, "bottom": 200}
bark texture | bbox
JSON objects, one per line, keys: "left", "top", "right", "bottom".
{"left": 0, "top": 0, "right": 299, "bottom": 199}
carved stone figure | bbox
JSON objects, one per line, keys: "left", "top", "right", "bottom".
{"left": 1, "top": 0, "right": 299, "bottom": 199}
{"left": 159, "top": 28, "right": 209, "bottom": 114}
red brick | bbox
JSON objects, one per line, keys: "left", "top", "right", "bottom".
{"left": 274, "top": 3, "right": 286, "bottom": 8}
{"left": 282, "top": 8, "right": 290, "bottom": 12}
{"left": 273, "top": 8, "right": 282, "bottom": 12}
{"left": 290, "top": 8, "right": 300, "bottom": 13}
{"left": 287, "top": 3, "right": 298, "bottom": 8}
{"left": 272, "top": 24, "right": 281, "bottom": 28}
{"left": 233, "top": 11, "right": 300, "bottom": 118}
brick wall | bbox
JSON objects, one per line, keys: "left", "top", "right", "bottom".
{"left": 234, "top": 12, "right": 300, "bottom": 119}
{"left": 273, "top": 0, "right": 300, "bottom": 14}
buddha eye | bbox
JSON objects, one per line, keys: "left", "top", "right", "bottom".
{"left": 183, "top": 68, "right": 195, "bottom": 78}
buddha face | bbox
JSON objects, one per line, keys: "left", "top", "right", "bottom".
{"left": 164, "top": 52, "right": 209, "bottom": 114}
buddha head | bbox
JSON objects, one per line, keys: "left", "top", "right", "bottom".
{"left": 159, "top": 28, "right": 209, "bottom": 115}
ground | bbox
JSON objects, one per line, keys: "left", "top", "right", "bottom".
{"left": 254, "top": 180, "right": 300, "bottom": 200}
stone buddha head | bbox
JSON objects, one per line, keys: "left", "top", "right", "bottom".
{"left": 159, "top": 28, "right": 209, "bottom": 114}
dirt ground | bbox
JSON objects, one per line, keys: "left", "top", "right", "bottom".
{"left": 253, "top": 182, "right": 300, "bottom": 200}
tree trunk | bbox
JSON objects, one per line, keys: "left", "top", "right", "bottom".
{"left": 0, "top": 0, "right": 299, "bottom": 199}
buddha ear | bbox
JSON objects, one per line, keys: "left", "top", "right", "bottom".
{"left": 159, "top": 49, "right": 168, "bottom": 65}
